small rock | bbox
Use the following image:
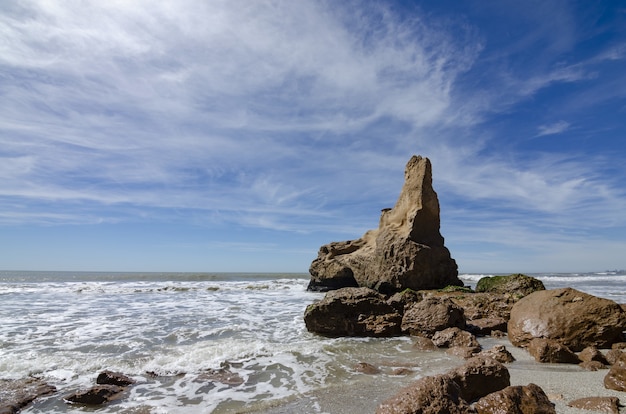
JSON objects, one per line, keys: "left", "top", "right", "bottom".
{"left": 477, "top": 345, "right": 516, "bottom": 364}
{"left": 96, "top": 370, "right": 136, "bottom": 386}
{"left": 604, "top": 358, "right": 626, "bottom": 392}
{"left": 64, "top": 384, "right": 124, "bottom": 405}
{"left": 432, "top": 327, "right": 480, "bottom": 349}
{"left": 467, "top": 317, "right": 508, "bottom": 336}
{"left": 579, "top": 347, "right": 609, "bottom": 365}
{"left": 412, "top": 336, "right": 437, "bottom": 351}
{"left": 527, "top": 338, "right": 580, "bottom": 364}
{"left": 580, "top": 360, "right": 607, "bottom": 371}
{"left": 474, "top": 383, "right": 556, "bottom": 414}
{"left": 194, "top": 368, "right": 244, "bottom": 386}
{"left": 354, "top": 362, "right": 380, "bottom": 374}
{"left": 391, "top": 367, "right": 413, "bottom": 376}
{"left": 475, "top": 274, "right": 545, "bottom": 298}
{"left": 446, "top": 346, "right": 481, "bottom": 359}
{"left": 606, "top": 349, "right": 625, "bottom": 366}
{"left": 568, "top": 396, "right": 621, "bottom": 414}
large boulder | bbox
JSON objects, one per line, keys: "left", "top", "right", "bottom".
{"left": 527, "top": 338, "right": 580, "bottom": 364}
{"left": 508, "top": 288, "right": 626, "bottom": 352}
{"left": 308, "top": 155, "right": 461, "bottom": 293}
{"left": 401, "top": 296, "right": 465, "bottom": 337}
{"left": 474, "top": 383, "right": 556, "bottom": 414}
{"left": 475, "top": 274, "right": 545, "bottom": 298}
{"left": 303, "top": 287, "right": 402, "bottom": 337}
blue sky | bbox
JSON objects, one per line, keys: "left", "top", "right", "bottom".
{"left": 1, "top": 1, "right": 625, "bottom": 273}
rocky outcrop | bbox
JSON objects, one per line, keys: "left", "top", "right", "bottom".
{"left": 475, "top": 274, "right": 545, "bottom": 298}
{"left": 303, "top": 287, "right": 402, "bottom": 337}
{"left": 0, "top": 377, "right": 56, "bottom": 414}
{"left": 474, "top": 383, "right": 556, "bottom": 414}
{"left": 377, "top": 356, "right": 510, "bottom": 413}
{"left": 508, "top": 288, "right": 626, "bottom": 351}
{"left": 308, "top": 155, "right": 461, "bottom": 293}
{"left": 64, "top": 385, "right": 125, "bottom": 405}
{"left": 96, "top": 370, "right": 136, "bottom": 387}
{"left": 401, "top": 296, "right": 465, "bottom": 337}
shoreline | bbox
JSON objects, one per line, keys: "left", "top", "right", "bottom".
{"left": 254, "top": 337, "right": 624, "bottom": 414}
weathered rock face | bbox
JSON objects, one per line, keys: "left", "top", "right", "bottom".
{"left": 508, "top": 288, "right": 626, "bottom": 351}
{"left": 303, "top": 287, "right": 402, "bottom": 337}
{"left": 308, "top": 155, "right": 460, "bottom": 293}
{"left": 474, "top": 383, "right": 556, "bottom": 414}
{"left": 401, "top": 296, "right": 465, "bottom": 337}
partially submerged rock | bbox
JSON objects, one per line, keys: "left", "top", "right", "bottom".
{"left": 508, "top": 288, "right": 626, "bottom": 351}
{"left": 96, "top": 370, "right": 136, "bottom": 387}
{"left": 0, "top": 377, "right": 56, "bottom": 414}
{"left": 64, "top": 384, "right": 125, "bottom": 405}
{"left": 432, "top": 327, "right": 480, "bottom": 349}
{"left": 303, "top": 287, "right": 402, "bottom": 337}
{"left": 308, "top": 156, "right": 461, "bottom": 293}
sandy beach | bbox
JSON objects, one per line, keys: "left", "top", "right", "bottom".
{"left": 255, "top": 337, "right": 624, "bottom": 414}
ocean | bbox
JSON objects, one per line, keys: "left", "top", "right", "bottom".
{"left": 1, "top": 271, "right": 625, "bottom": 413}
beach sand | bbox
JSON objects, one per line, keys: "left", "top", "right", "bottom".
{"left": 254, "top": 337, "right": 624, "bottom": 413}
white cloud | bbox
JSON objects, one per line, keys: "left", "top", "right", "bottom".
{"left": 536, "top": 120, "right": 571, "bottom": 136}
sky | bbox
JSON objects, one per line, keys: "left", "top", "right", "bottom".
{"left": 1, "top": 0, "right": 625, "bottom": 274}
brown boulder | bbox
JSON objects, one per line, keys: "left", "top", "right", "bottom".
{"left": 376, "top": 374, "right": 472, "bottom": 414}
{"left": 579, "top": 346, "right": 609, "bottom": 365}
{"left": 568, "top": 397, "right": 621, "bottom": 414}
{"left": 508, "top": 288, "right": 626, "bottom": 351}
{"left": 606, "top": 349, "right": 625, "bottom": 366}
{"left": 401, "top": 296, "right": 465, "bottom": 337}
{"left": 303, "top": 287, "right": 402, "bottom": 337}
{"left": 443, "top": 292, "right": 516, "bottom": 321}
{"left": 446, "top": 356, "right": 510, "bottom": 403}
{"left": 604, "top": 353, "right": 626, "bottom": 392}
{"left": 432, "top": 327, "right": 480, "bottom": 349}
{"left": 64, "top": 384, "right": 124, "bottom": 405}
{"left": 474, "top": 383, "right": 556, "bottom": 414}
{"left": 0, "top": 378, "right": 56, "bottom": 414}
{"left": 527, "top": 338, "right": 580, "bottom": 364}
{"left": 412, "top": 336, "right": 437, "bottom": 351}
{"left": 308, "top": 156, "right": 460, "bottom": 293}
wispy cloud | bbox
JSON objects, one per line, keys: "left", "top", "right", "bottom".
{"left": 1, "top": 1, "right": 625, "bottom": 272}
{"left": 536, "top": 121, "right": 571, "bottom": 136}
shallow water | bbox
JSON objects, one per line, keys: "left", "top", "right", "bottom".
{"left": 0, "top": 270, "right": 624, "bottom": 413}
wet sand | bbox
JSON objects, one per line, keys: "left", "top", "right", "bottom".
{"left": 254, "top": 337, "right": 624, "bottom": 413}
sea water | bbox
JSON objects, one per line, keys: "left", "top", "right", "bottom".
{"left": 0, "top": 271, "right": 624, "bottom": 413}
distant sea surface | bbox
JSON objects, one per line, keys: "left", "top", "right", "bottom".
{"left": 1, "top": 270, "right": 625, "bottom": 413}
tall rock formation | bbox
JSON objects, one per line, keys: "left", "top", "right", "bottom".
{"left": 308, "top": 155, "right": 461, "bottom": 293}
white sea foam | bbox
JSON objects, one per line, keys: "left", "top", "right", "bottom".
{"left": 1, "top": 271, "right": 624, "bottom": 413}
